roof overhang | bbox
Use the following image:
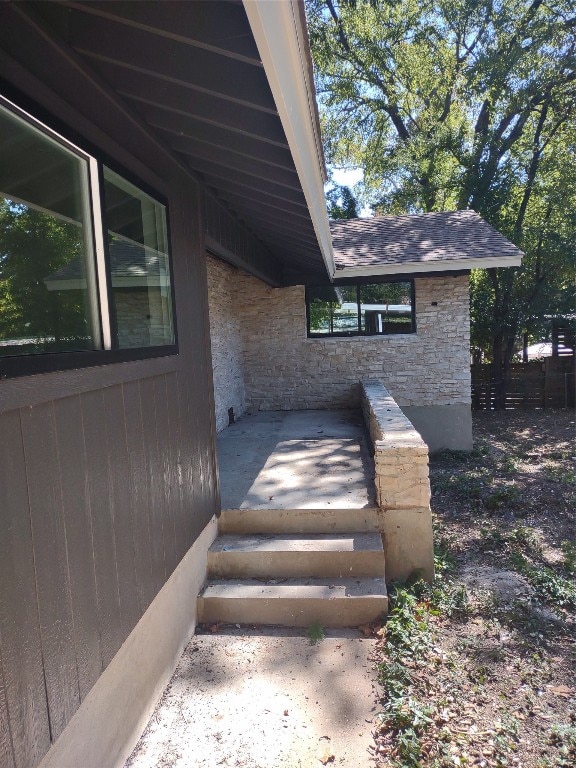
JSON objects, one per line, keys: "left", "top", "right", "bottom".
{"left": 5, "top": 1, "right": 334, "bottom": 285}
{"left": 243, "top": 0, "right": 335, "bottom": 279}
{"left": 335, "top": 254, "right": 523, "bottom": 279}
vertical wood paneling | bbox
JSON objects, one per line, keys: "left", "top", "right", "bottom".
{"left": 81, "top": 389, "right": 122, "bottom": 669}
{"left": 0, "top": 15, "right": 226, "bottom": 768}
{"left": 173, "top": 180, "right": 201, "bottom": 509}
{"left": 165, "top": 371, "right": 188, "bottom": 562}
{"left": 153, "top": 376, "right": 178, "bottom": 578}
{"left": 0, "top": 643, "right": 16, "bottom": 768}
{"left": 20, "top": 403, "right": 80, "bottom": 741}
{"left": 53, "top": 395, "right": 101, "bottom": 700}
{"left": 102, "top": 386, "right": 140, "bottom": 640}
{"left": 122, "top": 380, "right": 155, "bottom": 614}
{"left": 179, "top": 181, "right": 217, "bottom": 535}
{"left": 176, "top": 367, "right": 202, "bottom": 542}
{"left": 138, "top": 377, "right": 167, "bottom": 591}
{"left": 0, "top": 410, "right": 50, "bottom": 768}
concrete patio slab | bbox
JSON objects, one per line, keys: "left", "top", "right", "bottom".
{"left": 217, "top": 410, "right": 376, "bottom": 510}
{"left": 125, "top": 627, "right": 381, "bottom": 768}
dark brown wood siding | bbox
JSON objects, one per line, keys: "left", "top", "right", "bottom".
{"left": 0, "top": 11, "right": 236, "bottom": 768}
{"left": 204, "top": 192, "right": 284, "bottom": 287}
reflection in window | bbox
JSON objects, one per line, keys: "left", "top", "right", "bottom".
{"left": 308, "top": 285, "right": 358, "bottom": 335}
{"left": 359, "top": 283, "right": 413, "bottom": 334}
{"left": 0, "top": 104, "right": 99, "bottom": 356}
{"left": 307, "top": 281, "right": 414, "bottom": 337}
{"left": 103, "top": 169, "right": 174, "bottom": 349}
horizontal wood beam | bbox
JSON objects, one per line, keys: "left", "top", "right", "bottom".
{"left": 0, "top": 3, "right": 191, "bottom": 184}
{"left": 57, "top": 0, "right": 262, "bottom": 66}
{"left": 243, "top": 219, "right": 320, "bottom": 249}
{"left": 143, "top": 108, "right": 295, "bottom": 171}
{"left": 153, "top": 127, "right": 295, "bottom": 176}
{"left": 181, "top": 153, "right": 303, "bottom": 194}
{"left": 67, "top": 11, "right": 277, "bottom": 113}
{"left": 223, "top": 197, "right": 318, "bottom": 231}
{"left": 215, "top": 190, "right": 315, "bottom": 222}
{"left": 107, "top": 66, "right": 288, "bottom": 147}
{"left": 204, "top": 235, "right": 283, "bottom": 288}
{"left": 202, "top": 171, "right": 308, "bottom": 210}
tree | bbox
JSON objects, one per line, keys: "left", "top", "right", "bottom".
{"left": 307, "top": 0, "right": 576, "bottom": 405}
{"left": 0, "top": 200, "right": 89, "bottom": 351}
{"left": 326, "top": 183, "right": 359, "bottom": 218}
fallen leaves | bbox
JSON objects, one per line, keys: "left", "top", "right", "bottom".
{"left": 379, "top": 410, "right": 576, "bottom": 768}
{"left": 547, "top": 684, "right": 573, "bottom": 698}
{"left": 358, "top": 621, "right": 386, "bottom": 638}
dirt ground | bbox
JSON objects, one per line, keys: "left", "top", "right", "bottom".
{"left": 373, "top": 408, "right": 576, "bottom": 767}
{"left": 125, "top": 627, "right": 381, "bottom": 768}
{"left": 126, "top": 409, "right": 574, "bottom": 768}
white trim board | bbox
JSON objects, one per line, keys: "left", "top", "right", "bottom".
{"left": 335, "top": 255, "right": 523, "bottom": 279}
{"left": 243, "top": 0, "right": 335, "bottom": 279}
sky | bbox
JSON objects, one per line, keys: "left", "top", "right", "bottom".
{"left": 329, "top": 167, "right": 372, "bottom": 217}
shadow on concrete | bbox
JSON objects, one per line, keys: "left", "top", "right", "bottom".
{"left": 217, "top": 410, "right": 376, "bottom": 510}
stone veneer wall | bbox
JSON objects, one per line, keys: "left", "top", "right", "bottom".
{"left": 235, "top": 271, "right": 471, "bottom": 412}
{"left": 206, "top": 255, "right": 246, "bottom": 432}
{"left": 361, "top": 381, "right": 434, "bottom": 582}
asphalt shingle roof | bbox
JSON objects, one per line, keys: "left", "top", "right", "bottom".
{"left": 330, "top": 211, "right": 523, "bottom": 271}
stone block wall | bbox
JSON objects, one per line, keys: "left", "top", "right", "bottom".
{"left": 114, "top": 289, "right": 173, "bottom": 348}
{"left": 362, "top": 381, "right": 431, "bottom": 510}
{"left": 206, "top": 255, "right": 246, "bottom": 432}
{"left": 235, "top": 270, "right": 471, "bottom": 412}
{"left": 361, "top": 381, "right": 434, "bottom": 582}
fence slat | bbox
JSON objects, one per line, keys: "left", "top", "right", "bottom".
{"left": 471, "top": 358, "right": 575, "bottom": 409}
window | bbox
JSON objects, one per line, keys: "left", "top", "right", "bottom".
{"left": 0, "top": 97, "right": 176, "bottom": 377}
{"left": 103, "top": 169, "right": 174, "bottom": 349}
{"left": 307, "top": 280, "right": 415, "bottom": 337}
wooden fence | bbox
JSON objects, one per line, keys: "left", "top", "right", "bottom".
{"left": 472, "top": 357, "right": 575, "bottom": 410}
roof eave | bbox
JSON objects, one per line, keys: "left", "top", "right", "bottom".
{"left": 243, "top": 0, "right": 335, "bottom": 279}
{"left": 335, "top": 254, "right": 523, "bottom": 279}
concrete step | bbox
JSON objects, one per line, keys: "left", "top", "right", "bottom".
{"left": 218, "top": 507, "right": 383, "bottom": 535}
{"left": 208, "top": 533, "right": 385, "bottom": 579}
{"left": 197, "top": 577, "right": 388, "bottom": 627}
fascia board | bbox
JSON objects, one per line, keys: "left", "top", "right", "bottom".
{"left": 243, "top": 0, "right": 335, "bottom": 279}
{"left": 335, "top": 255, "right": 523, "bottom": 279}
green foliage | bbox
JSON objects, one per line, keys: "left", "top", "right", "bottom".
{"left": 307, "top": 0, "right": 576, "bottom": 368}
{"left": 377, "top": 564, "right": 471, "bottom": 766}
{"left": 326, "top": 183, "right": 358, "bottom": 219}
{"left": 377, "top": 586, "right": 434, "bottom": 766}
{"left": 549, "top": 725, "right": 576, "bottom": 768}
{"left": 0, "top": 199, "right": 88, "bottom": 350}
{"left": 306, "top": 622, "right": 325, "bottom": 644}
{"left": 560, "top": 540, "right": 576, "bottom": 574}
{"left": 510, "top": 553, "right": 576, "bottom": 610}
{"left": 433, "top": 469, "right": 490, "bottom": 500}
{"left": 484, "top": 483, "right": 521, "bottom": 510}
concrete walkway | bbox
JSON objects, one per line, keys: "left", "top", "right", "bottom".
{"left": 125, "top": 413, "right": 382, "bottom": 766}
{"left": 217, "top": 410, "right": 376, "bottom": 510}
{"left": 125, "top": 627, "right": 381, "bottom": 768}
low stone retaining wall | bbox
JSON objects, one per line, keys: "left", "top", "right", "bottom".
{"left": 361, "top": 381, "right": 434, "bottom": 582}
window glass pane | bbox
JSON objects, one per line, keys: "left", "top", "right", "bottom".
{"left": 359, "top": 282, "right": 413, "bottom": 334}
{"left": 103, "top": 169, "right": 174, "bottom": 349}
{"left": 0, "top": 104, "right": 99, "bottom": 356}
{"left": 333, "top": 285, "right": 359, "bottom": 333}
{"left": 308, "top": 285, "right": 359, "bottom": 334}
{"left": 308, "top": 286, "right": 335, "bottom": 335}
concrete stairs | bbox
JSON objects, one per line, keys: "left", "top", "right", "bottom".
{"left": 197, "top": 508, "right": 388, "bottom": 627}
